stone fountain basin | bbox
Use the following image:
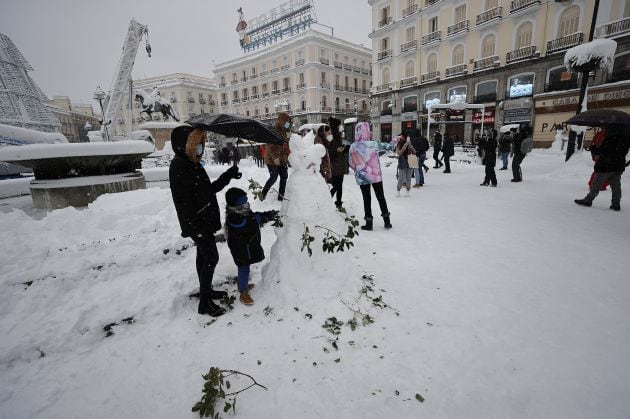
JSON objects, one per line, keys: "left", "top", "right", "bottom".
{"left": 0, "top": 140, "right": 154, "bottom": 179}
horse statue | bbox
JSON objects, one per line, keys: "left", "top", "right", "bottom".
{"left": 135, "top": 87, "right": 180, "bottom": 122}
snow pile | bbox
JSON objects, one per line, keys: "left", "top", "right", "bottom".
{"left": 564, "top": 38, "right": 617, "bottom": 72}
{"left": 0, "top": 140, "right": 154, "bottom": 161}
{"left": 0, "top": 123, "right": 68, "bottom": 146}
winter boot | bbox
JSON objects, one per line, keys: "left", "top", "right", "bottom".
{"left": 198, "top": 300, "right": 226, "bottom": 317}
{"left": 360, "top": 217, "right": 373, "bottom": 231}
{"left": 383, "top": 215, "right": 392, "bottom": 229}
{"left": 574, "top": 198, "right": 592, "bottom": 207}
{"left": 239, "top": 291, "right": 254, "bottom": 306}
{"left": 610, "top": 203, "right": 621, "bottom": 211}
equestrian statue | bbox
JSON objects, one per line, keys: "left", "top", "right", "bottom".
{"left": 135, "top": 87, "right": 180, "bottom": 122}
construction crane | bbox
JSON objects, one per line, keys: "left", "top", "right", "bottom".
{"left": 99, "top": 19, "right": 151, "bottom": 141}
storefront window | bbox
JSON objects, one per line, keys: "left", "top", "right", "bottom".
{"left": 507, "top": 73, "right": 534, "bottom": 98}
{"left": 475, "top": 80, "right": 497, "bottom": 103}
{"left": 402, "top": 95, "right": 418, "bottom": 113}
{"left": 447, "top": 86, "right": 467, "bottom": 104}
{"left": 424, "top": 91, "right": 441, "bottom": 112}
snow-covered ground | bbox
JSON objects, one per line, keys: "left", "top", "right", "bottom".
{"left": 1, "top": 147, "right": 629, "bottom": 419}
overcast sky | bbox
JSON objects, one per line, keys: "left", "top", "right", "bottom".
{"left": 0, "top": 0, "right": 373, "bottom": 106}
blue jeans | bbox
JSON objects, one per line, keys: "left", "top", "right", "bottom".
{"left": 237, "top": 265, "right": 250, "bottom": 292}
{"left": 499, "top": 152, "right": 509, "bottom": 169}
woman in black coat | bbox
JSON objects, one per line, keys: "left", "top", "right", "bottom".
{"left": 480, "top": 135, "right": 498, "bottom": 186}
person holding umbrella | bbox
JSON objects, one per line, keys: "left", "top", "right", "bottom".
{"left": 574, "top": 125, "right": 630, "bottom": 211}
{"left": 169, "top": 124, "right": 241, "bottom": 317}
{"left": 261, "top": 112, "right": 291, "bottom": 201}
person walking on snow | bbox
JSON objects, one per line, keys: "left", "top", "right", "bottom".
{"left": 261, "top": 112, "right": 291, "bottom": 201}
{"left": 410, "top": 133, "right": 430, "bottom": 187}
{"left": 498, "top": 131, "right": 512, "bottom": 170}
{"left": 432, "top": 131, "right": 443, "bottom": 168}
{"left": 442, "top": 133, "right": 454, "bottom": 173}
{"left": 575, "top": 126, "right": 630, "bottom": 211}
{"left": 224, "top": 188, "right": 278, "bottom": 306}
{"left": 169, "top": 125, "right": 241, "bottom": 317}
{"left": 327, "top": 117, "right": 346, "bottom": 208}
{"left": 349, "top": 121, "right": 392, "bottom": 230}
{"left": 396, "top": 132, "right": 415, "bottom": 196}
{"left": 480, "top": 132, "right": 498, "bottom": 187}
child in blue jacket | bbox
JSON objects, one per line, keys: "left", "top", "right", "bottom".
{"left": 224, "top": 187, "right": 277, "bottom": 306}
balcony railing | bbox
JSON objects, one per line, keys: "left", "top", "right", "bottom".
{"left": 476, "top": 7, "right": 502, "bottom": 26}
{"left": 422, "top": 31, "right": 441, "bottom": 45}
{"left": 250, "top": 73, "right": 258, "bottom": 79}
{"left": 361, "top": 67, "right": 370, "bottom": 75}
{"left": 280, "top": 64, "right": 289, "bottom": 71}
{"left": 402, "top": 3, "right": 419, "bottom": 18}
{"left": 320, "top": 82, "right": 330, "bottom": 89}
{"left": 424, "top": 0, "right": 443, "bottom": 6}
{"left": 282, "top": 87, "right": 291, "bottom": 93}
{"left": 596, "top": 17, "right": 630, "bottom": 38}
{"left": 510, "top": 0, "right": 540, "bottom": 13}
{"left": 400, "top": 40, "right": 418, "bottom": 52}
{"left": 320, "top": 106, "right": 332, "bottom": 113}
{"left": 220, "top": 101, "right": 228, "bottom": 106}
{"left": 295, "top": 59, "right": 305, "bottom": 66}
{"left": 333, "top": 61, "right": 343, "bottom": 68}
{"left": 199, "top": 98, "right": 206, "bottom": 104}
{"left": 378, "top": 17, "right": 393, "bottom": 28}
{"left": 241, "top": 96, "right": 249, "bottom": 103}
{"left": 544, "top": 79, "right": 579, "bottom": 93}
{"left": 251, "top": 94, "right": 259, "bottom": 100}
{"left": 546, "top": 32, "right": 583, "bottom": 55}
{"left": 343, "top": 64, "right": 352, "bottom": 71}
{"left": 259, "top": 71, "right": 269, "bottom": 77}
{"left": 473, "top": 93, "right": 497, "bottom": 104}
{"left": 448, "top": 20, "right": 469, "bottom": 36}
{"left": 352, "top": 66, "right": 361, "bottom": 73}
{"left": 261, "top": 92, "right": 269, "bottom": 98}
{"left": 231, "top": 99, "right": 240, "bottom": 104}
{"left": 445, "top": 64, "right": 467, "bottom": 77}
{"left": 421, "top": 71, "right": 440, "bottom": 83}
{"left": 270, "top": 68, "right": 280, "bottom": 74}
{"left": 219, "top": 82, "right": 226, "bottom": 87}
{"left": 271, "top": 89, "right": 280, "bottom": 96}
{"left": 400, "top": 76, "right": 418, "bottom": 88}
{"left": 319, "top": 57, "right": 330, "bottom": 65}
{"left": 377, "top": 49, "right": 393, "bottom": 61}
{"left": 334, "top": 84, "right": 343, "bottom": 91}
{"left": 473, "top": 55, "right": 499, "bottom": 71}
{"left": 240, "top": 77, "right": 247, "bottom": 83}
{"left": 375, "top": 82, "right": 394, "bottom": 92}
{"left": 296, "top": 83, "right": 306, "bottom": 90}
{"left": 506, "top": 46, "right": 538, "bottom": 63}
{"left": 230, "top": 80, "right": 238, "bottom": 85}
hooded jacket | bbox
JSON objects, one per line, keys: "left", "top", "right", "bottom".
{"left": 169, "top": 126, "right": 234, "bottom": 240}
{"left": 264, "top": 112, "right": 291, "bottom": 166}
{"left": 349, "top": 123, "right": 383, "bottom": 185}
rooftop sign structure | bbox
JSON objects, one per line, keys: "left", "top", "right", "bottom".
{"left": 236, "top": 0, "right": 317, "bottom": 53}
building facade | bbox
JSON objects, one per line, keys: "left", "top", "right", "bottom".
{"left": 112, "top": 73, "right": 218, "bottom": 132}
{"left": 368, "top": 0, "right": 630, "bottom": 146}
{"left": 47, "top": 96, "right": 100, "bottom": 143}
{"left": 214, "top": 29, "right": 373, "bottom": 127}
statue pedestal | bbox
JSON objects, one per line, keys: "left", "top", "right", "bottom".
{"left": 30, "top": 172, "right": 146, "bottom": 209}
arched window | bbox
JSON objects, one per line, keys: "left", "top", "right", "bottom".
{"left": 405, "top": 60, "right": 415, "bottom": 78}
{"left": 558, "top": 6, "right": 580, "bottom": 37}
{"left": 515, "top": 22, "right": 532, "bottom": 49}
{"left": 382, "top": 68, "right": 390, "bottom": 84}
{"left": 452, "top": 45, "right": 464, "bottom": 65}
{"left": 610, "top": 52, "right": 630, "bottom": 83}
{"left": 361, "top": 100, "right": 368, "bottom": 112}
{"left": 481, "top": 34, "right": 496, "bottom": 58}
{"left": 546, "top": 65, "right": 578, "bottom": 92}
{"left": 335, "top": 97, "right": 341, "bottom": 109}
{"left": 427, "top": 53, "right": 438, "bottom": 73}
{"left": 345, "top": 98, "right": 351, "bottom": 111}
{"left": 264, "top": 105, "right": 269, "bottom": 115}
{"left": 300, "top": 97, "right": 306, "bottom": 111}
{"left": 254, "top": 107, "right": 259, "bottom": 116}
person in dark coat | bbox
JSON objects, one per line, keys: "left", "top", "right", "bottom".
{"left": 510, "top": 128, "right": 527, "bottom": 182}
{"left": 328, "top": 117, "right": 346, "bottom": 208}
{"left": 314, "top": 124, "right": 332, "bottom": 181}
{"left": 262, "top": 112, "right": 291, "bottom": 201}
{"left": 480, "top": 134, "right": 498, "bottom": 186}
{"left": 498, "top": 131, "right": 512, "bottom": 170}
{"left": 224, "top": 187, "right": 277, "bottom": 305}
{"left": 410, "top": 133, "right": 430, "bottom": 187}
{"left": 442, "top": 133, "right": 454, "bottom": 173}
{"left": 432, "top": 131, "right": 443, "bottom": 168}
{"left": 169, "top": 124, "right": 241, "bottom": 317}
{"left": 575, "top": 126, "right": 630, "bottom": 211}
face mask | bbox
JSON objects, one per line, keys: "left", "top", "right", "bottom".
{"left": 284, "top": 122, "right": 291, "bottom": 129}
{"left": 338, "top": 126, "right": 343, "bottom": 133}
{"left": 326, "top": 134, "right": 333, "bottom": 141}
{"left": 195, "top": 144, "right": 203, "bottom": 156}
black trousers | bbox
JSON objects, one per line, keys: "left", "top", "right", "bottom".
{"left": 329, "top": 175, "right": 344, "bottom": 205}
{"left": 360, "top": 181, "right": 389, "bottom": 220}
{"left": 484, "top": 164, "right": 497, "bottom": 185}
{"left": 443, "top": 155, "right": 451, "bottom": 172}
{"left": 512, "top": 153, "right": 525, "bottom": 181}
{"left": 262, "top": 165, "right": 288, "bottom": 198}
{"left": 193, "top": 238, "right": 219, "bottom": 302}
{"left": 433, "top": 149, "right": 442, "bottom": 167}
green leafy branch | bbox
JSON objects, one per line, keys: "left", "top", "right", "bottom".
{"left": 192, "top": 367, "right": 267, "bottom": 418}
{"left": 300, "top": 215, "right": 359, "bottom": 257}
{"left": 247, "top": 178, "right": 288, "bottom": 202}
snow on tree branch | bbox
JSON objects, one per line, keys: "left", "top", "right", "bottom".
{"left": 564, "top": 39, "right": 617, "bottom": 73}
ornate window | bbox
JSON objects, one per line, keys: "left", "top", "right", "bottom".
{"left": 452, "top": 45, "right": 464, "bottom": 65}
{"left": 515, "top": 22, "right": 533, "bottom": 49}
{"left": 558, "top": 6, "right": 580, "bottom": 37}
{"left": 481, "top": 34, "right": 496, "bottom": 58}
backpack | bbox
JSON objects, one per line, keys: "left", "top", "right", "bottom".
{"left": 520, "top": 136, "right": 533, "bottom": 154}
{"left": 355, "top": 121, "right": 372, "bottom": 141}
{"left": 419, "top": 136, "right": 430, "bottom": 153}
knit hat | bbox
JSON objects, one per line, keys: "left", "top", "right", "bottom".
{"left": 225, "top": 187, "right": 248, "bottom": 207}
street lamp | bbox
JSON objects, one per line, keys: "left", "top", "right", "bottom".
{"left": 93, "top": 85, "right": 110, "bottom": 142}
{"left": 565, "top": 0, "right": 600, "bottom": 161}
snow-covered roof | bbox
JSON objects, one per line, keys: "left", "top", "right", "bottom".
{"left": 564, "top": 39, "right": 617, "bottom": 72}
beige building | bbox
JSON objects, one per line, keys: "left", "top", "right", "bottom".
{"left": 368, "top": 0, "right": 630, "bottom": 145}
{"left": 47, "top": 96, "right": 100, "bottom": 143}
{"left": 214, "top": 29, "right": 372, "bottom": 127}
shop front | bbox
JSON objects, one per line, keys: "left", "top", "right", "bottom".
{"left": 379, "top": 114, "right": 393, "bottom": 142}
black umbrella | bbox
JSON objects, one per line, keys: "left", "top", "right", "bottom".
{"left": 565, "top": 109, "right": 630, "bottom": 127}
{"left": 186, "top": 113, "right": 285, "bottom": 144}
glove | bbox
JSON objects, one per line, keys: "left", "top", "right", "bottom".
{"left": 225, "top": 165, "right": 241, "bottom": 179}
